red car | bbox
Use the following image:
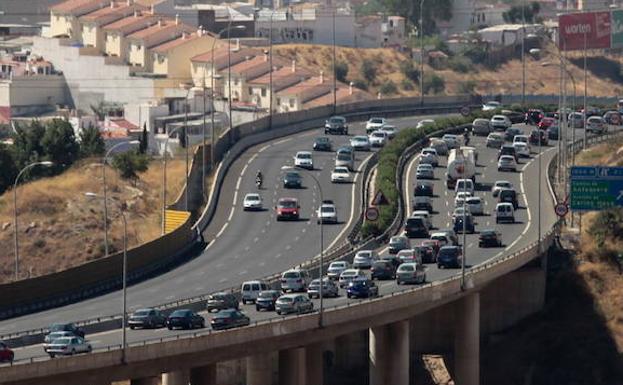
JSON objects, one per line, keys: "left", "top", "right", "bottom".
{"left": 0, "top": 341, "right": 14, "bottom": 363}
{"left": 537, "top": 117, "right": 556, "bottom": 130}
{"left": 276, "top": 197, "right": 300, "bottom": 221}
{"left": 421, "top": 239, "right": 440, "bottom": 259}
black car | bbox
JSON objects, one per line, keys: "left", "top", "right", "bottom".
{"left": 404, "top": 217, "right": 429, "bottom": 238}
{"left": 255, "top": 290, "right": 281, "bottom": 311}
{"left": 371, "top": 260, "right": 395, "bottom": 280}
{"left": 210, "top": 309, "right": 250, "bottom": 331}
{"left": 525, "top": 109, "right": 543, "bottom": 125}
{"left": 166, "top": 309, "right": 205, "bottom": 330}
{"left": 502, "top": 110, "right": 525, "bottom": 124}
{"left": 346, "top": 279, "right": 379, "bottom": 298}
{"left": 381, "top": 255, "right": 402, "bottom": 270}
{"left": 547, "top": 125, "right": 559, "bottom": 140}
{"left": 47, "top": 323, "right": 84, "bottom": 338}
{"left": 529, "top": 129, "right": 548, "bottom": 146}
{"left": 504, "top": 127, "right": 523, "bottom": 142}
{"left": 419, "top": 244, "right": 436, "bottom": 263}
{"left": 206, "top": 292, "right": 239, "bottom": 313}
{"left": 498, "top": 145, "right": 518, "bottom": 162}
{"left": 324, "top": 116, "right": 348, "bottom": 135}
{"left": 283, "top": 171, "right": 302, "bottom": 188}
{"left": 414, "top": 182, "right": 433, "bottom": 197}
{"left": 128, "top": 308, "right": 167, "bottom": 329}
{"left": 437, "top": 246, "right": 462, "bottom": 269}
{"left": 498, "top": 189, "right": 519, "bottom": 209}
{"left": 313, "top": 136, "right": 332, "bottom": 151}
{"left": 453, "top": 215, "right": 475, "bottom": 234}
{"left": 479, "top": 229, "right": 502, "bottom": 247}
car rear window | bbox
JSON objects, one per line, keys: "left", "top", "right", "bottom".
{"left": 279, "top": 297, "right": 294, "bottom": 302}
{"left": 279, "top": 201, "right": 297, "bottom": 208}
{"left": 283, "top": 272, "right": 299, "bottom": 279}
{"left": 399, "top": 265, "right": 414, "bottom": 272}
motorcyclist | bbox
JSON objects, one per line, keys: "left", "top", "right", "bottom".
{"left": 463, "top": 128, "right": 470, "bottom": 146}
{"left": 256, "top": 170, "right": 263, "bottom": 187}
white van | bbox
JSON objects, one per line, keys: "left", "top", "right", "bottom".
{"left": 455, "top": 179, "right": 475, "bottom": 195}
{"left": 281, "top": 269, "right": 311, "bottom": 292}
{"left": 241, "top": 280, "right": 270, "bottom": 304}
{"left": 495, "top": 203, "right": 515, "bottom": 223}
{"left": 335, "top": 150, "right": 355, "bottom": 171}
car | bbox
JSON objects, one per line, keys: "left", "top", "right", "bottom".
{"left": 586, "top": 116, "right": 606, "bottom": 134}
{"left": 307, "top": 278, "right": 339, "bottom": 298}
{"left": 339, "top": 268, "right": 367, "bottom": 288}
{"left": 529, "top": 129, "right": 548, "bottom": 146}
{"left": 397, "top": 248, "right": 424, "bottom": 264}
{"left": 317, "top": 202, "right": 338, "bottom": 224}
{"left": 568, "top": 112, "right": 584, "bottom": 128}
{"left": 276, "top": 197, "right": 300, "bottom": 221}
{"left": 430, "top": 232, "right": 450, "bottom": 247}
{"left": 331, "top": 166, "right": 351, "bottom": 183}
{"left": 429, "top": 138, "right": 449, "bottom": 155}
{"left": 416, "top": 163, "right": 434, "bottom": 180}
{"left": 513, "top": 134, "right": 529, "bottom": 145}
{"left": 313, "top": 136, "right": 333, "bottom": 151}
{"left": 46, "top": 323, "right": 84, "bottom": 340}
{"left": 537, "top": 117, "right": 556, "bottom": 130}
{"left": 346, "top": 279, "right": 379, "bottom": 298}
{"left": 283, "top": 171, "right": 302, "bottom": 188}
{"left": 0, "top": 341, "right": 14, "bottom": 363}
{"left": 380, "top": 254, "right": 402, "bottom": 270}
{"left": 255, "top": 290, "right": 281, "bottom": 311}
{"left": 438, "top": 228, "right": 459, "bottom": 245}
{"left": 472, "top": 118, "right": 492, "bottom": 136}
{"left": 492, "top": 180, "right": 513, "bottom": 197}
{"left": 420, "top": 240, "right": 440, "bottom": 260}
{"left": 504, "top": 127, "right": 523, "bottom": 141}
{"left": 369, "top": 130, "right": 388, "bottom": 147}
{"left": 353, "top": 250, "right": 379, "bottom": 269}
{"left": 479, "top": 229, "right": 503, "bottom": 247}
{"left": 486, "top": 133, "right": 504, "bottom": 148}
{"left": 453, "top": 215, "right": 475, "bottom": 234}
{"left": 452, "top": 206, "right": 472, "bottom": 220}
{"left": 371, "top": 260, "right": 396, "bottom": 280}
{"left": 389, "top": 235, "right": 410, "bottom": 254}
{"left": 454, "top": 191, "right": 472, "bottom": 207}
{"left": 502, "top": 109, "right": 525, "bottom": 124}
{"left": 294, "top": 151, "right": 314, "bottom": 169}
{"left": 513, "top": 142, "right": 530, "bottom": 158}
{"left": 350, "top": 135, "right": 371, "bottom": 151}
{"left": 335, "top": 148, "right": 355, "bottom": 171}
{"left": 327, "top": 261, "right": 351, "bottom": 280}
{"left": 243, "top": 193, "right": 263, "bottom": 211}
{"left": 490, "top": 115, "right": 511, "bottom": 130}
{"left": 366, "top": 117, "right": 387, "bottom": 133}
{"left": 325, "top": 116, "right": 348, "bottom": 135}
{"left": 210, "top": 309, "right": 250, "bottom": 330}
{"left": 241, "top": 280, "right": 270, "bottom": 304}
{"left": 412, "top": 196, "right": 433, "bottom": 212}
{"left": 207, "top": 292, "right": 239, "bottom": 312}
{"left": 547, "top": 125, "right": 559, "bottom": 140}
{"left": 525, "top": 109, "right": 544, "bottom": 125}
{"left": 396, "top": 263, "right": 426, "bottom": 284}
{"left": 465, "top": 196, "right": 484, "bottom": 215}
{"left": 482, "top": 101, "right": 501, "bottom": 111}
{"left": 419, "top": 244, "right": 436, "bottom": 263}
{"left": 603, "top": 110, "right": 622, "bottom": 125}
{"left": 495, "top": 202, "right": 515, "bottom": 223}
{"left": 441, "top": 134, "right": 460, "bottom": 149}
{"left": 420, "top": 147, "right": 439, "bottom": 167}
{"left": 414, "top": 180, "right": 433, "bottom": 197}
{"left": 417, "top": 119, "right": 435, "bottom": 129}
{"left": 128, "top": 308, "right": 166, "bottom": 329}
{"left": 498, "top": 188, "right": 519, "bottom": 209}
{"left": 281, "top": 269, "right": 311, "bottom": 292}
{"left": 411, "top": 210, "right": 432, "bottom": 229}
{"left": 43, "top": 331, "right": 76, "bottom": 351}
{"left": 498, "top": 144, "right": 518, "bottom": 162}
{"left": 379, "top": 125, "right": 397, "bottom": 139}
{"left": 455, "top": 179, "right": 474, "bottom": 195}
{"left": 166, "top": 309, "right": 205, "bottom": 330}
{"left": 404, "top": 216, "right": 429, "bottom": 238}
{"left": 497, "top": 155, "right": 517, "bottom": 172}
{"left": 276, "top": 294, "right": 314, "bottom": 315}
{"left": 437, "top": 246, "right": 462, "bottom": 269}
{"left": 46, "top": 336, "right": 92, "bottom": 358}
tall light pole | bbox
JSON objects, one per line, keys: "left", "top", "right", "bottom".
{"left": 583, "top": 30, "right": 588, "bottom": 150}
{"left": 85, "top": 192, "right": 127, "bottom": 363}
{"left": 181, "top": 85, "right": 193, "bottom": 211}
{"left": 162, "top": 126, "right": 181, "bottom": 235}
{"left": 460, "top": 173, "right": 467, "bottom": 290}
{"left": 269, "top": 10, "right": 275, "bottom": 124}
{"left": 13, "top": 161, "right": 53, "bottom": 281}
{"left": 101, "top": 140, "right": 139, "bottom": 257}
{"left": 419, "top": 0, "right": 425, "bottom": 105}
{"left": 521, "top": 0, "right": 526, "bottom": 107}
{"left": 332, "top": 9, "right": 337, "bottom": 114}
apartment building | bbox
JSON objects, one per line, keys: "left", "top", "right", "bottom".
{"left": 151, "top": 29, "right": 216, "bottom": 79}
{"left": 79, "top": 1, "right": 147, "bottom": 50}
{"left": 103, "top": 11, "right": 158, "bottom": 59}
{"left": 50, "top": 0, "right": 108, "bottom": 39}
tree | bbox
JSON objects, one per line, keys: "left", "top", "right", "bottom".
{"left": 112, "top": 150, "right": 148, "bottom": 180}
{"left": 503, "top": 2, "right": 541, "bottom": 23}
{"left": 423, "top": 74, "right": 445, "bottom": 94}
{"left": 379, "top": 80, "right": 398, "bottom": 95}
{"left": 11, "top": 120, "right": 45, "bottom": 169}
{"left": 400, "top": 60, "right": 420, "bottom": 82}
{"left": 79, "top": 125, "right": 105, "bottom": 158}
{"left": 139, "top": 123, "right": 148, "bottom": 154}
{"left": 41, "top": 119, "right": 80, "bottom": 172}
{"left": 179, "top": 126, "right": 187, "bottom": 148}
{"left": 360, "top": 59, "right": 377, "bottom": 84}
{"left": 384, "top": 0, "right": 452, "bottom": 35}
{"left": 335, "top": 61, "right": 349, "bottom": 83}
{"left": 0, "top": 143, "right": 16, "bottom": 194}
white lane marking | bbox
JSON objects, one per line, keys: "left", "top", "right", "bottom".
{"left": 219, "top": 278, "right": 228, "bottom": 283}
{"left": 239, "top": 270, "right": 247, "bottom": 275}
{"left": 275, "top": 253, "right": 282, "bottom": 259}
{"left": 214, "top": 222, "right": 229, "bottom": 238}
{"left": 405, "top": 153, "right": 422, "bottom": 213}
{"left": 258, "top": 144, "right": 271, "bottom": 153}
{"left": 274, "top": 137, "right": 293, "bottom": 146}
{"left": 253, "top": 237, "right": 259, "bottom": 242}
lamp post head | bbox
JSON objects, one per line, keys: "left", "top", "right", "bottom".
{"left": 128, "top": 140, "right": 140, "bottom": 145}
{"left": 40, "top": 161, "right": 54, "bottom": 166}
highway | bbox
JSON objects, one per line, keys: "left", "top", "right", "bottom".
{"left": 8, "top": 121, "right": 563, "bottom": 362}
{"left": 0, "top": 114, "right": 443, "bottom": 338}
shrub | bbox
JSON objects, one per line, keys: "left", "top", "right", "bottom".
{"left": 79, "top": 125, "right": 105, "bottom": 158}
{"left": 352, "top": 78, "right": 368, "bottom": 91}
{"left": 360, "top": 59, "right": 377, "bottom": 83}
{"left": 335, "top": 61, "right": 348, "bottom": 82}
{"left": 447, "top": 56, "right": 473, "bottom": 73}
{"left": 423, "top": 74, "right": 445, "bottom": 94}
{"left": 112, "top": 150, "right": 149, "bottom": 180}
{"left": 379, "top": 80, "right": 398, "bottom": 95}
{"left": 401, "top": 79, "right": 415, "bottom": 90}
{"left": 400, "top": 60, "right": 420, "bottom": 83}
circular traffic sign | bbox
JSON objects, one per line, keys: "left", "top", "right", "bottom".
{"left": 365, "top": 207, "right": 379, "bottom": 222}
{"left": 555, "top": 202, "right": 569, "bottom": 217}
{"left": 460, "top": 106, "right": 471, "bottom": 117}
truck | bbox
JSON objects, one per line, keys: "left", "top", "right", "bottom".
{"left": 446, "top": 148, "right": 476, "bottom": 189}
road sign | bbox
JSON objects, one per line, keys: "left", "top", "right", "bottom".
{"left": 372, "top": 190, "right": 388, "bottom": 205}
{"left": 460, "top": 106, "right": 471, "bottom": 117}
{"left": 555, "top": 202, "right": 569, "bottom": 217}
{"left": 365, "top": 207, "right": 379, "bottom": 222}
{"left": 570, "top": 166, "right": 623, "bottom": 211}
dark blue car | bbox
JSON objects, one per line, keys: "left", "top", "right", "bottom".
{"left": 453, "top": 215, "right": 475, "bottom": 234}
{"left": 346, "top": 279, "right": 379, "bottom": 299}
{"left": 437, "top": 246, "right": 462, "bottom": 269}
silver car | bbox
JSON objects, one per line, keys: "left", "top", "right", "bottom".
{"left": 327, "top": 261, "right": 350, "bottom": 280}
{"left": 416, "top": 164, "right": 434, "bottom": 179}
{"left": 307, "top": 278, "right": 339, "bottom": 298}
{"left": 275, "top": 294, "right": 314, "bottom": 315}
{"left": 43, "top": 331, "right": 75, "bottom": 352}
{"left": 486, "top": 133, "right": 504, "bottom": 148}
{"left": 339, "top": 268, "right": 366, "bottom": 288}
{"left": 280, "top": 269, "right": 311, "bottom": 292}
{"left": 46, "top": 336, "right": 92, "bottom": 358}
{"left": 396, "top": 263, "right": 427, "bottom": 284}
{"left": 353, "top": 250, "right": 379, "bottom": 269}
{"left": 350, "top": 136, "right": 371, "bottom": 151}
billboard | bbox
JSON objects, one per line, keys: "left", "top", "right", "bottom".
{"left": 559, "top": 11, "right": 611, "bottom": 50}
{"left": 612, "top": 10, "right": 623, "bottom": 48}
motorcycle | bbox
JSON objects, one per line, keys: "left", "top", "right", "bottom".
{"left": 256, "top": 177, "right": 262, "bottom": 189}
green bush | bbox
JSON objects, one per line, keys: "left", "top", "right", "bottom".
{"left": 401, "top": 79, "right": 415, "bottom": 90}
{"left": 352, "top": 78, "right": 368, "bottom": 91}
{"left": 379, "top": 80, "right": 398, "bottom": 95}
{"left": 423, "top": 74, "right": 445, "bottom": 94}
{"left": 112, "top": 150, "right": 149, "bottom": 180}
{"left": 335, "top": 61, "right": 349, "bottom": 82}
{"left": 360, "top": 59, "right": 377, "bottom": 83}
{"left": 447, "top": 56, "right": 473, "bottom": 73}
{"left": 400, "top": 61, "right": 420, "bottom": 83}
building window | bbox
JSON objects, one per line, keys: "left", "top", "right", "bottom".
{"left": 276, "top": 97, "right": 281, "bottom": 105}
{"left": 289, "top": 98, "right": 295, "bottom": 108}
{"left": 249, "top": 87, "right": 253, "bottom": 95}
{"left": 261, "top": 87, "right": 266, "bottom": 97}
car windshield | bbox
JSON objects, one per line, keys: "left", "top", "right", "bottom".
{"left": 279, "top": 201, "right": 297, "bottom": 208}
{"left": 370, "top": 118, "right": 383, "bottom": 123}
{"left": 500, "top": 156, "right": 514, "bottom": 161}
{"left": 353, "top": 137, "right": 367, "bottom": 142}
{"left": 496, "top": 182, "right": 511, "bottom": 188}
{"left": 297, "top": 153, "right": 311, "bottom": 159}
{"left": 214, "top": 310, "right": 236, "bottom": 318}
{"left": 337, "top": 154, "right": 351, "bottom": 161}
{"left": 329, "top": 117, "right": 344, "bottom": 124}
{"left": 321, "top": 207, "right": 335, "bottom": 213}
{"left": 54, "top": 337, "right": 73, "bottom": 344}
{"left": 50, "top": 324, "right": 71, "bottom": 332}
{"left": 372, "top": 132, "right": 384, "bottom": 138}
{"left": 170, "top": 310, "right": 190, "bottom": 317}
{"left": 283, "top": 272, "right": 299, "bottom": 279}
{"left": 342, "top": 271, "right": 357, "bottom": 276}
{"left": 316, "top": 137, "right": 328, "bottom": 143}
{"left": 278, "top": 297, "right": 294, "bottom": 303}
{"left": 399, "top": 265, "right": 414, "bottom": 272}
{"left": 467, "top": 198, "right": 480, "bottom": 203}
{"left": 259, "top": 291, "right": 276, "bottom": 298}
{"left": 246, "top": 195, "right": 260, "bottom": 201}
{"left": 439, "top": 248, "right": 457, "bottom": 257}
{"left": 134, "top": 310, "right": 151, "bottom": 316}
{"left": 331, "top": 262, "right": 346, "bottom": 268}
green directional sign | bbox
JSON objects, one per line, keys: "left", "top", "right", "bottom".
{"left": 570, "top": 166, "right": 623, "bottom": 211}
{"left": 613, "top": 10, "right": 623, "bottom": 49}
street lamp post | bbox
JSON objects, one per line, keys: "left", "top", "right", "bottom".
{"left": 521, "top": 0, "right": 526, "bottom": 107}
{"left": 332, "top": 9, "right": 337, "bottom": 114}
{"left": 13, "top": 161, "right": 53, "bottom": 281}
{"left": 85, "top": 192, "right": 128, "bottom": 362}
{"left": 419, "top": 0, "right": 425, "bottom": 105}
{"left": 162, "top": 126, "right": 181, "bottom": 235}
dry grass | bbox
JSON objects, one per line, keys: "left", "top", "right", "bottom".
{"left": 0, "top": 155, "right": 187, "bottom": 283}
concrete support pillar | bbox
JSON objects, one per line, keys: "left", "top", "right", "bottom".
{"left": 454, "top": 292, "right": 480, "bottom": 385}
{"left": 305, "top": 342, "right": 324, "bottom": 385}
{"left": 162, "top": 369, "right": 189, "bottom": 385}
{"left": 247, "top": 353, "right": 274, "bottom": 385}
{"left": 190, "top": 364, "right": 216, "bottom": 385}
{"left": 369, "top": 320, "right": 410, "bottom": 385}
{"left": 130, "top": 377, "right": 160, "bottom": 385}
{"left": 334, "top": 330, "right": 367, "bottom": 372}
{"left": 279, "top": 347, "right": 306, "bottom": 385}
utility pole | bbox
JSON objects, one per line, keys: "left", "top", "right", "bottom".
{"left": 419, "top": 0, "right": 425, "bottom": 105}
{"left": 521, "top": 0, "right": 526, "bottom": 107}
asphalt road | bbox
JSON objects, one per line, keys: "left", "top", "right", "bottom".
{"left": 8, "top": 120, "right": 565, "bottom": 362}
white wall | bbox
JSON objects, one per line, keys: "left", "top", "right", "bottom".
{"left": 255, "top": 13, "right": 356, "bottom": 47}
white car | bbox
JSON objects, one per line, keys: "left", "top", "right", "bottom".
{"left": 497, "top": 155, "right": 517, "bottom": 172}
{"left": 294, "top": 151, "right": 314, "bottom": 169}
{"left": 327, "top": 261, "right": 350, "bottom": 280}
{"left": 454, "top": 191, "right": 473, "bottom": 207}
{"left": 420, "top": 147, "right": 439, "bottom": 167}
{"left": 441, "top": 134, "right": 460, "bottom": 149}
{"left": 586, "top": 116, "right": 606, "bottom": 133}
{"left": 455, "top": 179, "right": 474, "bottom": 195}
{"left": 492, "top": 180, "right": 513, "bottom": 197}
{"left": 513, "top": 142, "right": 530, "bottom": 158}
{"left": 482, "top": 101, "right": 501, "bottom": 111}
{"left": 366, "top": 117, "right": 387, "bottom": 133}
{"left": 490, "top": 115, "right": 511, "bottom": 130}
{"left": 452, "top": 206, "right": 472, "bottom": 219}
{"left": 465, "top": 196, "right": 484, "bottom": 215}
{"left": 369, "top": 130, "right": 388, "bottom": 147}
{"left": 331, "top": 167, "right": 351, "bottom": 183}
{"left": 46, "top": 336, "right": 92, "bottom": 357}
{"left": 243, "top": 193, "right": 263, "bottom": 211}
{"left": 353, "top": 250, "right": 379, "bottom": 269}
{"left": 281, "top": 269, "right": 311, "bottom": 292}
{"left": 417, "top": 119, "right": 435, "bottom": 129}
{"left": 350, "top": 136, "right": 371, "bottom": 151}
{"left": 495, "top": 202, "right": 515, "bottom": 223}
{"left": 411, "top": 210, "right": 432, "bottom": 229}
{"left": 339, "top": 269, "right": 366, "bottom": 288}
{"left": 317, "top": 202, "right": 338, "bottom": 224}
{"left": 430, "top": 232, "right": 450, "bottom": 247}
{"left": 513, "top": 134, "right": 529, "bottom": 145}
{"left": 416, "top": 164, "right": 434, "bottom": 179}
{"left": 379, "top": 125, "right": 397, "bottom": 139}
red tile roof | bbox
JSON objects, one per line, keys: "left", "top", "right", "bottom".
{"left": 51, "top": 0, "right": 107, "bottom": 15}
{"left": 80, "top": 2, "right": 146, "bottom": 24}
{"left": 102, "top": 13, "right": 157, "bottom": 35}
{"left": 191, "top": 47, "right": 259, "bottom": 71}
{"left": 127, "top": 20, "right": 194, "bottom": 48}
{"left": 304, "top": 85, "right": 372, "bottom": 108}
{"left": 152, "top": 32, "right": 213, "bottom": 53}
{"left": 249, "top": 66, "right": 313, "bottom": 91}
{"left": 277, "top": 76, "right": 332, "bottom": 104}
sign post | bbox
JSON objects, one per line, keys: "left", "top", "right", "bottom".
{"left": 570, "top": 166, "right": 623, "bottom": 211}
